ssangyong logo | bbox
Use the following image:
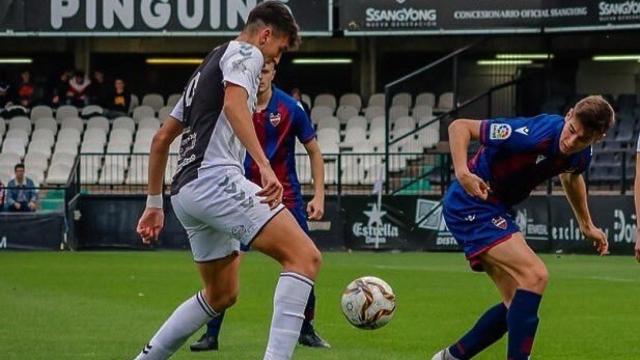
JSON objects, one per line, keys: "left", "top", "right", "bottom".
{"left": 352, "top": 203, "right": 399, "bottom": 246}
{"left": 599, "top": 1, "right": 640, "bottom": 16}
{"left": 366, "top": 7, "right": 437, "bottom": 23}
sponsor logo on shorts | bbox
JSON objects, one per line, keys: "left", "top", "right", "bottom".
{"left": 489, "top": 123, "right": 512, "bottom": 140}
{"left": 465, "top": 214, "right": 476, "bottom": 222}
{"left": 231, "top": 225, "right": 247, "bottom": 240}
{"left": 491, "top": 216, "right": 508, "bottom": 230}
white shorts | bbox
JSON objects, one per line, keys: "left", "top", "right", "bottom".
{"left": 171, "top": 166, "right": 285, "bottom": 262}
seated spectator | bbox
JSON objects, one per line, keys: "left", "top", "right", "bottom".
{"left": 14, "top": 69, "right": 37, "bottom": 108}
{"left": 0, "top": 81, "right": 11, "bottom": 109}
{"left": 67, "top": 70, "right": 91, "bottom": 107}
{"left": 51, "top": 70, "right": 72, "bottom": 107}
{"left": 105, "top": 78, "right": 131, "bottom": 118}
{"left": 291, "top": 87, "right": 310, "bottom": 115}
{"left": 6, "top": 164, "right": 37, "bottom": 212}
{"left": 89, "top": 70, "right": 109, "bottom": 107}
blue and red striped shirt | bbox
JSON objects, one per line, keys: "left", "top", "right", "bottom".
{"left": 469, "top": 114, "right": 591, "bottom": 206}
{"left": 244, "top": 87, "right": 316, "bottom": 209}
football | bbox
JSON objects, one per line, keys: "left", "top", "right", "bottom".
{"left": 340, "top": 276, "right": 396, "bottom": 330}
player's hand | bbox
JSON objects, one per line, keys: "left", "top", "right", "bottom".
{"left": 256, "top": 164, "right": 283, "bottom": 209}
{"left": 458, "top": 171, "right": 491, "bottom": 200}
{"left": 137, "top": 208, "right": 164, "bottom": 244}
{"left": 581, "top": 224, "right": 609, "bottom": 256}
{"left": 13, "top": 203, "right": 21, "bottom": 210}
{"left": 307, "top": 196, "right": 324, "bottom": 220}
{"left": 635, "top": 229, "right": 640, "bottom": 262}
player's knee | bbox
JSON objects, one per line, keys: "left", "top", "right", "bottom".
{"left": 204, "top": 288, "right": 239, "bottom": 311}
{"left": 522, "top": 265, "right": 549, "bottom": 292}
{"left": 289, "top": 244, "right": 322, "bottom": 279}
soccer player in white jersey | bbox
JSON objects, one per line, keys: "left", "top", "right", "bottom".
{"left": 133, "top": 2, "right": 322, "bottom": 359}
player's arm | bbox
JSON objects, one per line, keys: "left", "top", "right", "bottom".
{"left": 304, "top": 139, "right": 325, "bottom": 220}
{"left": 223, "top": 84, "right": 282, "bottom": 208}
{"left": 448, "top": 119, "right": 490, "bottom": 199}
{"left": 137, "top": 116, "right": 184, "bottom": 244}
{"left": 559, "top": 172, "right": 608, "bottom": 255}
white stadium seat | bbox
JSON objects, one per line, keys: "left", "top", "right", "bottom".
{"left": 56, "top": 105, "right": 78, "bottom": 122}
{"left": 142, "top": 93, "right": 165, "bottom": 112}
{"left": 61, "top": 117, "right": 84, "bottom": 134}
{"left": 139, "top": 117, "right": 160, "bottom": 131}
{"left": 31, "top": 105, "right": 54, "bottom": 121}
{"left": 416, "top": 92, "right": 436, "bottom": 108}
{"left": 2, "top": 138, "right": 26, "bottom": 158}
{"left": 316, "top": 116, "right": 340, "bottom": 131}
{"left": 9, "top": 116, "right": 32, "bottom": 134}
{"left": 158, "top": 106, "right": 172, "bottom": 122}
{"left": 34, "top": 117, "right": 58, "bottom": 135}
{"left": 392, "top": 92, "right": 412, "bottom": 108}
{"left": 132, "top": 105, "right": 155, "bottom": 123}
{"left": 46, "top": 163, "right": 72, "bottom": 184}
{"left": 81, "top": 105, "right": 103, "bottom": 117}
{"left": 113, "top": 117, "right": 136, "bottom": 134}
{"left": 339, "top": 93, "right": 362, "bottom": 110}
{"left": 87, "top": 116, "right": 110, "bottom": 133}
{"left": 367, "top": 93, "right": 385, "bottom": 108}
{"left": 314, "top": 94, "right": 337, "bottom": 111}
{"left": 336, "top": 105, "right": 359, "bottom": 125}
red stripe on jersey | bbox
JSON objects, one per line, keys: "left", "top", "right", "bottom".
{"left": 271, "top": 103, "right": 297, "bottom": 208}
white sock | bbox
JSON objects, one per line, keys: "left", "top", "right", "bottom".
{"left": 264, "top": 272, "right": 314, "bottom": 360}
{"left": 134, "top": 291, "right": 218, "bottom": 360}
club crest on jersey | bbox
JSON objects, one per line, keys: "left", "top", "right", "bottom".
{"left": 269, "top": 112, "right": 281, "bottom": 126}
{"left": 489, "top": 123, "right": 512, "bottom": 140}
{"left": 491, "top": 216, "right": 508, "bottom": 230}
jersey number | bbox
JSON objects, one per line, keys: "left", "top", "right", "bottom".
{"left": 185, "top": 72, "right": 201, "bottom": 107}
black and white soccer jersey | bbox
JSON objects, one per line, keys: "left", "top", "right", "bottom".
{"left": 170, "top": 40, "right": 263, "bottom": 195}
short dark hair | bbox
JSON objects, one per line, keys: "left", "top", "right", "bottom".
{"left": 246, "top": 1, "right": 300, "bottom": 50}
{"left": 15, "top": 163, "right": 24, "bottom": 171}
{"left": 573, "top": 95, "right": 615, "bottom": 134}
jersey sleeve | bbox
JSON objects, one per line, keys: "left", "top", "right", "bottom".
{"left": 169, "top": 95, "right": 184, "bottom": 122}
{"left": 293, "top": 102, "right": 316, "bottom": 144}
{"left": 478, "top": 116, "right": 545, "bottom": 152}
{"left": 220, "top": 42, "right": 263, "bottom": 96}
{"left": 636, "top": 132, "right": 640, "bottom": 153}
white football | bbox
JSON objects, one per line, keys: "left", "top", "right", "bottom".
{"left": 341, "top": 276, "right": 396, "bottom": 330}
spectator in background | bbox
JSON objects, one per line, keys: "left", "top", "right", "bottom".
{"left": 105, "top": 78, "right": 131, "bottom": 118}
{"left": 51, "top": 70, "right": 72, "bottom": 107}
{"left": 13, "top": 69, "right": 37, "bottom": 108}
{"left": 6, "top": 164, "right": 37, "bottom": 212}
{"left": 89, "top": 70, "right": 109, "bottom": 107}
{"left": 291, "top": 87, "right": 310, "bottom": 115}
{"left": 67, "top": 70, "right": 91, "bottom": 107}
{"left": 0, "top": 81, "right": 11, "bottom": 108}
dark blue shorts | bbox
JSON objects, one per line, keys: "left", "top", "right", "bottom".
{"left": 240, "top": 205, "right": 308, "bottom": 251}
{"left": 443, "top": 181, "right": 520, "bottom": 271}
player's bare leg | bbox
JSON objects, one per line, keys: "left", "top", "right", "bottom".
{"left": 251, "top": 209, "right": 322, "bottom": 360}
{"left": 133, "top": 254, "right": 241, "bottom": 359}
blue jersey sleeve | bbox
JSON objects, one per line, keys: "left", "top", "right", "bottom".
{"left": 478, "top": 115, "right": 553, "bottom": 152}
{"left": 293, "top": 102, "right": 316, "bottom": 144}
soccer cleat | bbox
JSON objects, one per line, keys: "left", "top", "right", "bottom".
{"left": 298, "top": 329, "right": 331, "bottom": 348}
{"left": 189, "top": 333, "right": 219, "bottom": 352}
{"left": 430, "top": 348, "right": 459, "bottom": 360}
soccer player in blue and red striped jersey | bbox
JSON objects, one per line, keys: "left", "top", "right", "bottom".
{"left": 190, "top": 60, "right": 329, "bottom": 352}
{"left": 431, "top": 96, "right": 614, "bottom": 360}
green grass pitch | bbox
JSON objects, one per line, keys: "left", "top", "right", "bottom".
{"left": 1, "top": 251, "right": 639, "bottom": 359}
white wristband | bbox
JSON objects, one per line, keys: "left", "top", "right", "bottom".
{"left": 146, "top": 194, "right": 163, "bottom": 209}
